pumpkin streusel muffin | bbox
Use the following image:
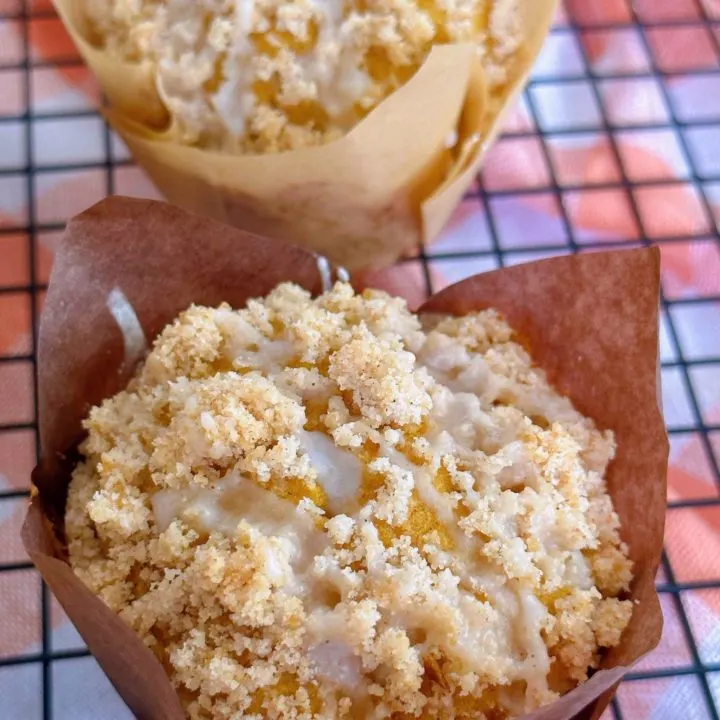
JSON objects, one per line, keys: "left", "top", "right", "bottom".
{"left": 66, "top": 282, "right": 632, "bottom": 719}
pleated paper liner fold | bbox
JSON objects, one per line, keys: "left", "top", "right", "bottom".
{"left": 23, "top": 198, "right": 666, "bottom": 720}
{"left": 52, "top": 0, "right": 558, "bottom": 271}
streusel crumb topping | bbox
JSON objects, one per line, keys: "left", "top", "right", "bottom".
{"left": 67, "top": 282, "right": 632, "bottom": 719}
{"left": 83, "top": 0, "right": 524, "bottom": 152}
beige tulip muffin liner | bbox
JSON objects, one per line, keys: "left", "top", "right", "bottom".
{"left": 22, "top": 197, "right": 666, "bottom": 720}
{"left": 52, "top": 0, "right": 558, "bottom": 271}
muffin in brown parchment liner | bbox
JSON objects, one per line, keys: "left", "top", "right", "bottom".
{"left": 51, "top": 0, "right": 557, "bottom": 271}
{"left": 23, "top": 197, "right": 666, "bottom": 720}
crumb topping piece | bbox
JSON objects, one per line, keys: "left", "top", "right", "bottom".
{"left": 84, "top": 0, "right": 525, "bottom": 152}
{"left": 67, "top": 282, "right": 633, "bottom": 719}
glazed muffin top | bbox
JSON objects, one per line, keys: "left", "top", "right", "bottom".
{"left": 84, "top": 0, "right": 524, "bottom": 152}
{"left": 66, "top": 282, "right": 632, "bottom": 719}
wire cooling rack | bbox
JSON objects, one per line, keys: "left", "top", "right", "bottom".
{"left": 1, "top": 0, "right": 720, "bottom": 718}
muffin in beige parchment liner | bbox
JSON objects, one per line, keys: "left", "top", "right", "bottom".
{"left": 51, "top": 0, "right": 558, "bottom": 271}
{"left": 22, "top": 198, "right": 666, "bottom": 720}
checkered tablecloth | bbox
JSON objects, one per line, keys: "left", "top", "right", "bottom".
{"left": 1, "top": 1, "right": 720, "bottom": 718}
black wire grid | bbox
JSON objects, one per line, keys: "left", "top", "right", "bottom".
{"left": 1, "top": 0, "right": 720, "bottom": 718}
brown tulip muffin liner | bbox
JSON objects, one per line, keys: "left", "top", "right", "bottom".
{"left": 23, "top": 197, "right": 666, "bottom": 719}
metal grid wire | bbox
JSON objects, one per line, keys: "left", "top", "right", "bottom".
{"left": 0, "top": 0, "right": 720, "bottom": 718}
